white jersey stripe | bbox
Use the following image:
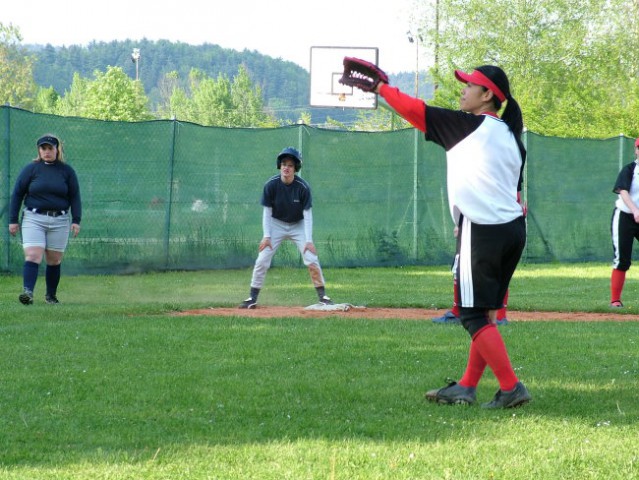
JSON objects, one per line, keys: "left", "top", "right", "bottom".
{"left": 611, "top": 208, "right": 621, "bottom": 269}
{"left": 459, "top": 216, "right": 474, "bottom": 307}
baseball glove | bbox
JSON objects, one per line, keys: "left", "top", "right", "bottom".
{"left": 339, "top": 57, "right": 389, "bottom": 93}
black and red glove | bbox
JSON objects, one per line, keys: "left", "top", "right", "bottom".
{"left": 339, "top": 57, "right": 389, "bottom": 93}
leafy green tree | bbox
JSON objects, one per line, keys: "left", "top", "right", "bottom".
{"left": 32, "top": 86, "right": 59, "bottom": 114}
{"left": 189, "top": 69, "right": 234, "bottom": 126}
{"left": 0, "top": 22, "right": 36, "bottom": 109}
{"left": 156, "top": 70, "right": 181, "bottom": 119}
{"left": 417, "top": 0, "right": 639, "bottom": 138}
{"left": 297, "top": 111, "right": 312, "bottom": 125}
{"left": 54, "top": 68, "right": 151, "bottom": 121}
{"left": 55, "top": 73, "right": 89, "bottom": 117}
{"left": 230, "top": 65, "right": 278, "bottom": 127}
{"left": 167, "top": 87, "right": 192, "bottom": 122}
{"left": 24, "top": 39, "right": 345, "bottom": 125}
{"left": 82, "top": 66, "right": 152, "bottom": 121}
{"left": 160, "top": 66, "right": 278, "bottom": 127}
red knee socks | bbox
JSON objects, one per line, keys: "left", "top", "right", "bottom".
{"left": 459, "top": 324, "right": 518, "bottom": 391}
{"left": 611, "top": 269, "right": 626, "bottom": 303}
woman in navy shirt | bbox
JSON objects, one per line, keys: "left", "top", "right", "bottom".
{"left": 9, "top": 134, "right": 82, "bottom": 305}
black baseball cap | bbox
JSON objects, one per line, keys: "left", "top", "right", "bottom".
{"left": 37, "top": 135, "right": 59, "bottom": 147}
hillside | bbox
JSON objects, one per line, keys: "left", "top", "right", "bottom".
{"left": 28, "top": 39, "right": 424, "bottom": 125}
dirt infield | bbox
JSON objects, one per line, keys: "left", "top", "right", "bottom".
{"left": 176, "top": 306, "right": 638, "bottom": 322}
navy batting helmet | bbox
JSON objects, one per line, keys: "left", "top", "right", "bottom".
{"left": 276, "top": 147, "right": 303, "bottom": 172}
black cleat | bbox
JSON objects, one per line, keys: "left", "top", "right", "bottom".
{"left": 319, "top": 295, "right": 334, "bottom": 305}
{"left": 238, "top": 297, "right": 257, "bottom": 309}
{"left": 481, "top": 381, "right": 532, "bottom": 409}
{"left": 425, "top": 381, "right": 476, "bottom": 405}
{"left": 19, "top": 289, "right": 34, "bottom": 305}
{"left": 45, "top": 294, "right": 60, "bottom": 305}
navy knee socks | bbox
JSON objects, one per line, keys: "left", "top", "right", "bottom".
{"left": 23, "top": 261, "right": 39, "bottom": 292}
{"left": 45, "top": 264, "right": 61, "bottom": 296}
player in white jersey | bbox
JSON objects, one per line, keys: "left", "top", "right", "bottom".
{"left": 358, "top": 64, "right": 531, "bottom": 408}
{"left": 609, "top": 137, "right": 639, "bottom": 308}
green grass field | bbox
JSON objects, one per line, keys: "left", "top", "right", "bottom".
{"left": 0, "top": 263, "right": 637, "bottom": 479}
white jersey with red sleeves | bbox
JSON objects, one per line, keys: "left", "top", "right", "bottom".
{"left": 377, "top": 84, "right": 525, "bottom": 226}
{"left": 446, "top": 116, "right": 523, "bottom": 224}
{"left": 424, "top": 106, "right": 525, "bottom": 225}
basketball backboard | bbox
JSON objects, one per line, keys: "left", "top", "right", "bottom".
{"left": 309, "top": 46, "right": 379, "bottom": 109}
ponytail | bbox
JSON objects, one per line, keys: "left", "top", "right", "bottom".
{"left": 474, "top": 65, "right": 523, "bottom": 139}
{"left": 501, "top": 95, "right": 524, "bottom": 139}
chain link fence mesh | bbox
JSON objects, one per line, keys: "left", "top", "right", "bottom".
{"left": 0, "top": 106, "right": 631, "bottom": 274}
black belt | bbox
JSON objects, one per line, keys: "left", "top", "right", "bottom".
{"left": 26, "top": 208, "right": 67, "bottom": 217}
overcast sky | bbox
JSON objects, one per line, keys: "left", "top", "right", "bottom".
{"left": 3, "top": 0, "right": 423, "bottom": 74}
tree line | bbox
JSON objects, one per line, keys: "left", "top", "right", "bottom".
{"left": 4, "top": 0, "right": 638, "bottom": 137}
{"left": 30, "top": 38, "right": 311, "bottom": 124}
{"left": 1, "top": 25, "right": 371, "bottom": 127}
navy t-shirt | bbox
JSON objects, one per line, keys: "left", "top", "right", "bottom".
{"left": 10, "top": 160, "right": 82, "bottom": 224}
{"left": 260, "top": 174, "right": 312, "bottom": 223}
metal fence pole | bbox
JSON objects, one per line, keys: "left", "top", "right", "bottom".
{"left": 164, "top": 119, "right": 178, "bottom": 269}
{"left": 522, "top": 128, "right": 529, "bottom": 261}
{"left": 2, "top": 107, "right": 11, "bottom": 272}
{"left": 413, "top": 128, "right": 419, "bottom": 259}
{"left": 618, "top": 133, "right": 625, "bottom": 171}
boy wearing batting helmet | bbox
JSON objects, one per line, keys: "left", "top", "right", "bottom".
{"left": 348, "top": 60, "right": 530, "bottom": 408}
{"left": 239, "top": 147, "right": 334, "bottom": 309}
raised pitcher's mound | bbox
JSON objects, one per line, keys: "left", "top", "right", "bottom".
{"left": 175, "top": 306, "right": 638, "bottom": 322}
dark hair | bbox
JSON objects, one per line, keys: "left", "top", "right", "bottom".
{"left": 475, "top": 65, "right": 523, "bottom": 139}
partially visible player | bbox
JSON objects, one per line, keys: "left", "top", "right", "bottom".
{"left": 343, "top": 58, "right": 531, "bottom": 408}
{"left": 239, "top": 147, "right": 334, "bottom": 309}
{"left": 609, "top": 137, "right": 639, "bottom": 308}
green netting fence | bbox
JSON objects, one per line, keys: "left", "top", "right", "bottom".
{"left": 0, "top": 106, "right": 632, "bottom": 275}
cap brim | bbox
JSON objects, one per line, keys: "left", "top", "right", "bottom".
{"left": 454, "top": 70, "right": 472, "bottom": 83}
